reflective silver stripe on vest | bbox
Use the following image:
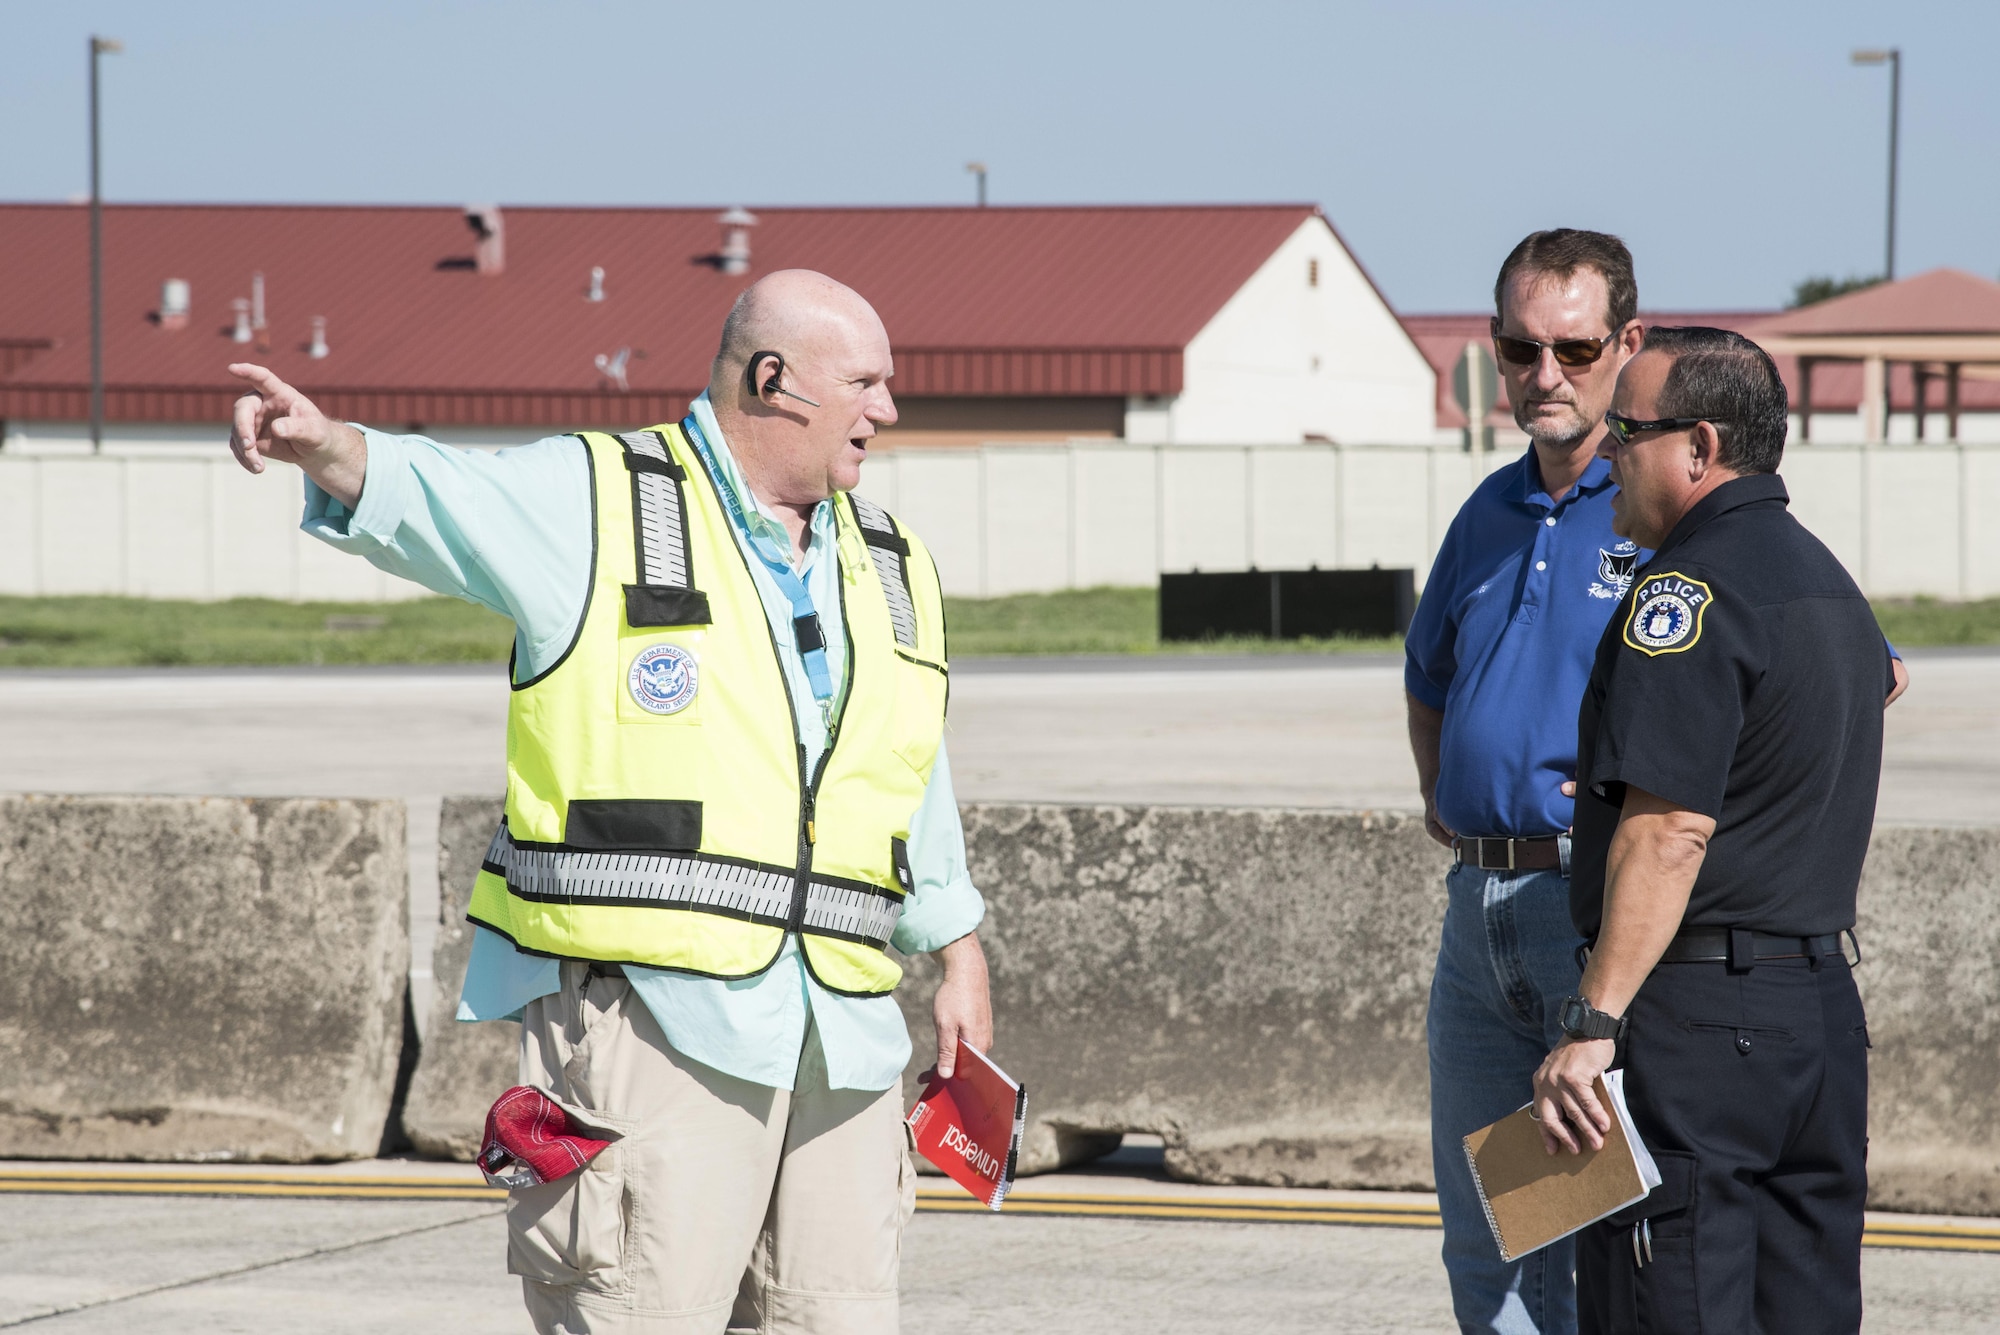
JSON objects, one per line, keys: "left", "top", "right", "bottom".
{"left": 847, "top": 494, "right": 918, "bottom": 648}
{"left": 620, "top": 431, "right": 691, "bottom": 587}
{"left": 483, "top": 825, "right": 903, "bottom": 950}
{"left": 485, "top": 824, "right": 793, "bottom": 924}
{"left": 803, "top": 879, "right": 904, "bottom": 949}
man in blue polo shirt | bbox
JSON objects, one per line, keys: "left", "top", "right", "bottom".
{"left": 1406, "top": 230, "right": 1644, "bottom": 1335}
{"left": 1409, "top": 236, "right": 1909, "bottom": 1335}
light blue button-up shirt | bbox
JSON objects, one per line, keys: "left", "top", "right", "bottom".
{"left": 301, "top": 393, "right": 983, "bottom": 1091}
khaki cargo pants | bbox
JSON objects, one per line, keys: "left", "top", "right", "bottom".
{"left": 509, "top": 962, "right": 917, "bottom": 1335}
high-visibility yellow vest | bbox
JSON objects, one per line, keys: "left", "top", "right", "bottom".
{"left": 466, "top": 420, "right": 949, "bottom": 996}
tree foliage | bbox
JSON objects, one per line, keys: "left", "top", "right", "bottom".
{"left": 1788, "top": 274, "right": 1885, "bottom": 309}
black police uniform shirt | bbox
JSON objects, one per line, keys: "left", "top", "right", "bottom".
{"left": 1570, "top": 473, "right": 1894, "bottom": 940}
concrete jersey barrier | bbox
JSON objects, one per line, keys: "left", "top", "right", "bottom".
{"left": 0, "top": 794, "right": 408, "bottom": 1161}
{"left": 404, "top": 798, "right": 1998, "bottom": 1214}
{"left": 399, "top": 797, "right": 523, "bottom": 1159}
{"left": 902, "top": 804, "right": 1448, "bottom": 1186}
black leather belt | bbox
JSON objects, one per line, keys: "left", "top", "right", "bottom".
{"left": 1657, "top": 928, "right": 1853, "bottom": 969}
{"left": 1455, "top": 836, "right": 1563, "bottom": 872}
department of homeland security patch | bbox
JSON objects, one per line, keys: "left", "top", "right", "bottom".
{"left": 1624, "top": 572, "right": 1713, "bottom": 656}
{"left": 628, "top": 643, "right": 699, "bottom": 714}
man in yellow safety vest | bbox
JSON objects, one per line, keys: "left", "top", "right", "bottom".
{"left": 228, "top": 269, "right": 991, "bottom": 1335}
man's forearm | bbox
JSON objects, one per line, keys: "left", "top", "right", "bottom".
{"left": 1405, "top": 692, "right": 1444, "bottom": 802}
{"left": 936, "top": 931, "right": 986, "bottom": 980}
{"left": 303, "top": 421, "right": 370, "bottom": 509}
{"left": 1578, "top": 787, "right": 1715, "bottom": 1016}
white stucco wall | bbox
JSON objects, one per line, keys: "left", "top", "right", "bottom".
{"left": 1123, "top": 217, "right": 1436, "bottom": 446}
{"left": 6, "top": 443, "right": 1996, "bottom": 602}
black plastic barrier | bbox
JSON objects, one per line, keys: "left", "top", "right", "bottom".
{"left": 1159, "top": 567, "right": 1415, "bottom": 641}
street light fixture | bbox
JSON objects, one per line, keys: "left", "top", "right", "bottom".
{"left": 1851, "top": 47, "right": 1900, "bottom": 282}
{"left": 89, "top": 35, "right": 123, "bottom": 454}
{"left": 966, "top": 161, "right": 988, "bottom": 208}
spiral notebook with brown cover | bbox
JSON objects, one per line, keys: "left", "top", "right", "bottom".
{"left": 1461, "top": 1071, "right": 1660, "bottom": 1262}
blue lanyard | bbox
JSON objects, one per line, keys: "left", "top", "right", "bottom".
{"left": 681, "top": 415, "right": 837, "bottom": 713}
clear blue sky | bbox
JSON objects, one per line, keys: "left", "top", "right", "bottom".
{"left": 4, "top": 1, "right": 1994, "bottom": 313}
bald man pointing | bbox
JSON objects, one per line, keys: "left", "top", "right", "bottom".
{"left": 229, "top": 270, "right": 991, "bottom": 1335}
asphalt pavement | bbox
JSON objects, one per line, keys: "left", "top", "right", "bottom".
{"left": 2, "top": 647, "right": 1989, "bottom": 817}
{"left": 2, "top": 1154, "right": 1995, "bottom": 1333}
{"left": 4, "top": 652, "right": 1997, "bottom": 1332}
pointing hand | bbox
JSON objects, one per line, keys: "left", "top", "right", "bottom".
{"left": 226, "top": 363, "right": 367, "bottom": 506}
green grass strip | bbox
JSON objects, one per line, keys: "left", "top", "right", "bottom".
{"left": 0, "top": 588, "right": 1990, "bottom": 668}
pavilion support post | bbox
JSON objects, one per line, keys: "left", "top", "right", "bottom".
{"left": 1914, "top": 364, "right": 1929, "bottom": 443}
{"left": 1946, "top": 363, "right": 1961, "bottom": 442}
{"left": 1797, "top": 356, "right": 1814, "bottom": 442}
{"left": 1861, "top": 355, "right": 1887, "bottom": 444}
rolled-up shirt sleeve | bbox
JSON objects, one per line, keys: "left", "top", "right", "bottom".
{"left": 301, "top": 427, "right": 592, "bottom": 670}
{"left": 890, "top": 744, "right": 986, "bottom": 955}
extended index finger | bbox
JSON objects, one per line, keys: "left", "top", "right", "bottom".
{"left": 227, "top": 362, "right": 290, "bottom": 399}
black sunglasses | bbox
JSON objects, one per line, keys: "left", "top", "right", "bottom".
{"left": 1490, "top": 326, "right": 1627, "bottom": 368}
{"left": 1604, "top": 411, "right": 1720, "bottom": 447}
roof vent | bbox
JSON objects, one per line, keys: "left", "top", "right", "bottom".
{"left": 595, "top": 347, "right": 631, "bottom": 391}
{"left": 231, "top": 298, "right": 253, "bottom": 344}
{"left": 252, "top": 271, "right": 269, "bottom": 350}
{"left": 465, "top": 205, "right": 505, "bottom": 275}
{"left": 309, "top": 316, "right": 330, "bottom": 360}
{"left": 587, "top": 266, "right": 605, "bottom": 302}
{"left": 718, "top": 208, "right": 757, "bottom": 276}
{"left": 159, "top": 279, "right": 190, "bottom": 332}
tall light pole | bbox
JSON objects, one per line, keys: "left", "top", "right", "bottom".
{"left": 89, "top": 35, "right": 122, "bottom": 454}
{"left": 1851, "top": 47, "right": 1900, "bottom": 281}
{"left": 966, "top": 161, "right": 988, "bottom": 208}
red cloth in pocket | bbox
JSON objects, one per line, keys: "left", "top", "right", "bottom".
{"left": 478, "top": 1085, "right": 612, "bottom": 1188}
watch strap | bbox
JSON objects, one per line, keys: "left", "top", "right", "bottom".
{"left": 1560, "top": 994, "right": 1627, "bottom": 1041}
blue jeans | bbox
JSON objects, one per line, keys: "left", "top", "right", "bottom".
{"left": 1429, "top": 860, "right": 1586, "bottom": 1335}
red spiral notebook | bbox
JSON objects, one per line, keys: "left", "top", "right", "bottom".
{"left": 906, "top": 1042, "right": 1027, "bottom": 1211}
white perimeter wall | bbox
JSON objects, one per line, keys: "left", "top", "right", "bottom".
{"left": 5, "top": 443, "right": 1998, "bottom": 603}
{"left": 855, "top": 443, "right": 2000, "bottom": 601}
{"left": 1124, "top": 218, "right": 1437, "bottom": 447}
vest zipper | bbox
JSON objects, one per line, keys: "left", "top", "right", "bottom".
{"left": 790, "top": 740, "right": 834, "bottom": 932}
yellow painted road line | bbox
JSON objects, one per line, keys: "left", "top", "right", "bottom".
{"left": 1861, "top": 1226, "right": 2000, "bottom": 1255}
{"left": 0, "top": 1170, "right": 484, "bottom": 1188}
{"left": 6, "top": 1171, "right": 1996, "bottom": 1253}
{"left": 0, "top": 1178, "right": 504, "bottom": 1201}
{"left": 986, "top": 1190, "right": 1442, "bottom": 1216}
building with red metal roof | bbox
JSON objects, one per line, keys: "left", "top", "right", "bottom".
{"left": 1408, "top": 272, "right": 2000, "bottom": 451}
{"left": 0, "top": 202, "right": 1438, "bottom": 452}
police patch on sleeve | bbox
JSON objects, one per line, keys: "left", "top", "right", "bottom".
{"left": 1623, "top": 572, "right": 1714, "bottom": 656}
{"left": 628, "top": 643, "right": 699, "bottom": 714}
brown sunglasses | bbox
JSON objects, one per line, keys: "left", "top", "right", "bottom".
{"left": 1490, "top": 326, "right": 1628, "bottom": 368}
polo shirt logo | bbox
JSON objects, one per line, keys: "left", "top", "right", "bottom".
{"left": 1624, "top": 572, "right": 1713, "bottom": 656}
{"left": 1591, "top": 543, "right": 1639, "bottom": 600}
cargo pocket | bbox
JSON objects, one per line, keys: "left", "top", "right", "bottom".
{"left": 506, "top": 1094, "right": 636, "bottom": 1289}
{"left": 1601, "top": 1149, "right": 1699, "bottom": 1335}
{"left": 899, "top": 1120, "right": 920, "bottom": 1228}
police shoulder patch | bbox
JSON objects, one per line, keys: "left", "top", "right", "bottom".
{"left": 1623, "top": 571, "right": 1714, "bottom": 657}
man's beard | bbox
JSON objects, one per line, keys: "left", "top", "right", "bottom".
{"left": 1517, "top": 399, "right": 1594, "bottom": 449}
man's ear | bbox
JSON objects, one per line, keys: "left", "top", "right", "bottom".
{"left": 1689, "top": 420, "right": 1723, "bottom": 479}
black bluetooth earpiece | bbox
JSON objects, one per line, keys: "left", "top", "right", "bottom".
{"left": 746, "top": 351, "right": 821, "bottom": 408}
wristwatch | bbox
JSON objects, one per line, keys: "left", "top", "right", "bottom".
{"left": 1559, "top": 995, "right": 1628, "bottom": 1042}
